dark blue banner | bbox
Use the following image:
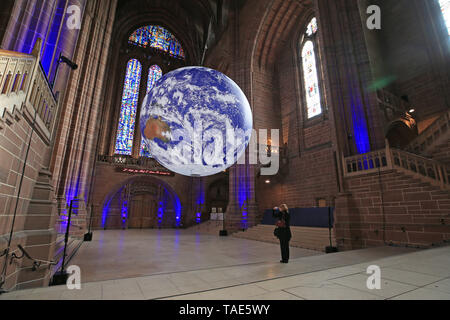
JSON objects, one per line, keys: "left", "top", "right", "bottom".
{"left": 261, "top": 207, "right": 334, "bottom": 228}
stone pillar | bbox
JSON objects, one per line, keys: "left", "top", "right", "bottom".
{"left": 52, "top": 0, "right": 118, "bottom": 235}
{"left": 190, "top": 177, "right": 206, "bottom": 224}
{"left": 226, "top": 154, "right": 258, "bottom": 233}
{"left": 334, "top": 191, "right": 367, "bottom": 251}
{"left": 316, "top": 0, "right": 386, "bottom": 156}
{"left": 223, "top": 1, "right": 259, "bottom": 234}
{"left": 0, "top": 0, "right": 14, "bottom": 47}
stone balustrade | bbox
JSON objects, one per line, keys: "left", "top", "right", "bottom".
{"left": 97, "top": 154, "right": 170, "bottom": 171}
{"left": 406, "top": 109, "right": 450, "bottom": 156}
{"left": 343, "top": 145, "right": 450, "bottom": 189}
{"left": 0, "top": 47, "right": 58, "bottom": 142}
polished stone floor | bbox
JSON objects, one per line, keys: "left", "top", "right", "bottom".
{"left": 69, "top": 229, "right": 322, "bottom": 282}
{"left": 1, "top": 229, "right": 450, "bottom": 300}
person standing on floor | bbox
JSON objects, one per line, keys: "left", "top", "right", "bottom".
{"left": 273, "top": 204, "right": 292, "bottom": 263}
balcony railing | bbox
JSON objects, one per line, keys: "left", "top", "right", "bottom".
{"left": 343, "top": 149, "right": 389, "bottom": 176}
{"left": 27, "top": 62, "right": 58, "bottom": 133}
{"left": 0, "top": 50, "right": 34, "bottom": 112}
{"left": 0, "top": 42, "right": 58, "bottom": 141}
{"left": 97, "top": 154, "right": 170, "bottom": 171}
{"left": 406, "top": 109, "right": 450, "bottom": 156}
{"left": 343, "top": 145, "right": 450, "bottom": 189}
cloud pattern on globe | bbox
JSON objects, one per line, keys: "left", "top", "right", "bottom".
{"left": 140, "top": 66, "right": 253, "bottom": 177}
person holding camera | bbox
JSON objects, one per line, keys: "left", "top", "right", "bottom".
{"left": 273, "top": 204, "right": 292, "bottom": 263}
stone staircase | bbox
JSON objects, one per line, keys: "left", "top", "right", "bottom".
{"left": 337, "top": 108, "right": 450, "bottom": 250}
{"left": 338, "top": 141, "right": 450, "bottom": 249}
{"left": 51, "top": 234, "right": 83, "bottom": 275}
{"left": 337, "top": 169, "right": 450, "bottom": 249}
{"left": 232, "top": 225, "right": 335, "bottom": 252}
{"left": 185, "top": 220, "right": 224, "bottom": 235}
{"left": 430, "top": 140, "right": 450, "bottom": 164}
{"left": 405, "top": 110, "right": 450, "bottom": 185}
{"left": 343, "top": 145, "right": 450, "bottom": 190}
{"left": 406, "top": 110, "right": 450, "bottom": 158}
{"left": 186, "top": 219, "right": 336, "bottom": 253}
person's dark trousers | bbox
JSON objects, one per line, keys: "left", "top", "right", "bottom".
{"left": 280, "top": 238, "right": 290, "bottom": 262}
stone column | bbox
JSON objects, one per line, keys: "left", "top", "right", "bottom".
{"left": 316, "top": 0, "right": 387, "bottom": 251}
{"left": 226, "top": 152, "right": 258, "bottom": 233}
{"left": 316, "top": 0, "right": 386, "bottom": 156}
{"left": 0, "top": 0, "right": 15, "bottom": 47}
{"left": 190, "top": 177, "right": 206, "bottom": 224}
{"left": 223, "top": 1, "right": 260, "bottom": 234}
{"left": 52, "top": 0, "right": 118, "bottom": 232}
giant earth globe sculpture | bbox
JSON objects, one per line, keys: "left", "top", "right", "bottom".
{"left": 140, "top": 66, "right": 253, "bottom": 177}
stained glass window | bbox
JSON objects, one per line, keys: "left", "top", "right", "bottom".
{"left": 141, "top": 65, "right": 163, "bottom": 158}
{"left": 439, "top": 0, "right": 450, "bottom": 35}
{"left": 306, "top": 17, "right": 318, "bottom": 36}
{"left": 129, "top": 25, "right": 186, "bottom": 59}
{"left": 302, "top": 41, "right": 322, "bottom": 119}
{"left": 146, "top": 65, "right": 163, "bottom": 95}
{"left": 301, "top": 17, "right": 322, "bottom": 119}
{"left": 115, "top": 59, "right": 142, "bottom": 155}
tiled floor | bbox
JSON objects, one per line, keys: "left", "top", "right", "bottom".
{"left": 68, "top": 229, "right": 322, "bottom": 282}
{"left": 1, "top": 229, "right": 449, "bottom": 300}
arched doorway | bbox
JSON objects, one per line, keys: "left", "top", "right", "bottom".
{"left": 101, "top": 176, "right": 182, "bottom": 229}
{"left": 128, "top": 181, "right": 159, "bottom": 229}
{"left": 206, "top": 178, "right": 229, "bottom": 216}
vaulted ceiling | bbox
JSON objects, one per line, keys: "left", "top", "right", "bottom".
{"left": 114, "top": 0, "right": 237, "bottom": 64}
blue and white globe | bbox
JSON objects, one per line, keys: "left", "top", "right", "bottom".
{"left": 140, "top": 66, "right": 253, "bottom": 177}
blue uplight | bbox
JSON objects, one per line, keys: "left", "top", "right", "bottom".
{"left": 101, "top": 198, "right": 112, "bottom": 229}
{"left": 121, "top": 200, "right": 128, "bottom": 227}
{"left": 349, "top": 86, "right": 371, "bottom": 154}
{"left": 41, "top": 0, "right": 66, "bottom": 76}
{"left": 174, "top": 196, "right": 182, "bottom": 227}
{"left": 237, "top": 168, "right": 249, "bottom": 229}
{"left": 157, "top": 201, "right": 164, "bottom": 226}
{"left": 195, "top": 181, "right": 205, "bottom": 224}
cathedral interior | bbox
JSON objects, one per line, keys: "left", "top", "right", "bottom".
{"left": 0, "top": 0, "right": 450, "bottom": 301}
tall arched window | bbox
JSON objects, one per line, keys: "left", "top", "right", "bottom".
{"left": 141, "top": 65, "right": 163, "bottom": 157}
{"left": 115, "top": 59, "right": 142, "bottom": 155}
{"left": 439, "top": 0, "right": 450, "bottom": 35}
{"left": 301, "top": 17, "right": 322, "bottom": 119}
{"left": 146, "top": 65, "right": 163, "bottom": 95}
{"left": 115, "top": 25, "right": 184, "bottom": 158}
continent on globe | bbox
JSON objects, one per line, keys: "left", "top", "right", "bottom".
{"left": 140, "top": 66, "right": 253, "bottom": 177}
{"left": 143, "top": 116, "right": 171, "bottom": 143}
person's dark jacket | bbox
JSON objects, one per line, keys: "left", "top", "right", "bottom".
{"left": 273, "top": 209, "right": 292, "bottom": 241}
